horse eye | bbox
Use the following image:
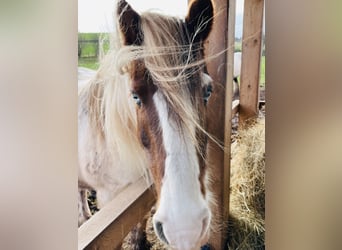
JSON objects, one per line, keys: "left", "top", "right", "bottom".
{"left": 203, "top": 84, "right": 213, "bottom": 104}
{"left": 132, "top": 93, "right": 142, "bottom": 107}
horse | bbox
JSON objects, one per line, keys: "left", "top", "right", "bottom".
{"left": 78, "top": 0, "right": 217, "bottom": 249}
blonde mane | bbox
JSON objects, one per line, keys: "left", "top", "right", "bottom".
{"left": 79, "top": 11, "right": 215, "bottom": 178}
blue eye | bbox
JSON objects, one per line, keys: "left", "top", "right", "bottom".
{"left": 132, "top": 93, "right": 142, "bottom": 107}
{"left": 204, "top": 84, "right": 212, "bottom": 104}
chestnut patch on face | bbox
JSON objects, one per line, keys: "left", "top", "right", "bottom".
{"left": 130, "top": 60, "right": 166, "bottom": 195}
{"left": 140, "top": 129, "right": 150, "bottom": 149}
{"left": 129, "top": 58, "right": 210, "bottom": 200}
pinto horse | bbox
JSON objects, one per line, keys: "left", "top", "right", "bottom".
{"left": 78, "top": 0, "right": 217, "bottom": 249}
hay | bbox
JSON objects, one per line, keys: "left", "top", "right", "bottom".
{"left": 121, "top": 222, "right": 152, "bottom": 250}
{"left": 121, "top": 208, "right": 168, "bottom": 250}
{"left": 227, "top": 118, "right": 265, "bottom": 250}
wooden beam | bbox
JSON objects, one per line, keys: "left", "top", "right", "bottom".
{"left": 223, "top": 0, "right": 235, "bottom": 242}
{"left": 78, "top": 178, "right": 155, "bottom": 250}
{"left": 239, "top": 0, "right": 264, "bottom": 125}
{"left": 204, "top": 0, "right": 235, "bottom": 248}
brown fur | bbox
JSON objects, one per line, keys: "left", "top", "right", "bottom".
{"left": 117, "top": 0, "right": 143, "bottom": 45}
{"left": 129, "top": 59, "right": 166, "bottom": 195}
{"left": 186, "top": 0, "right": 214, "bottom": 43}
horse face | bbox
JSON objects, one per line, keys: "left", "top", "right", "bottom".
{"left": 118, "top": 1, "right": 214, "bottom": 249}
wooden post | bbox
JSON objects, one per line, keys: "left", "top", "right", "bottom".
{"left": 223, "top": 0, "right": 235, "bottom": 241}
{"left": 204, "top": 0, "right": 234, "bottom": 249}
{"left": 239, "top": 0, "right": 264, "bottom": 125}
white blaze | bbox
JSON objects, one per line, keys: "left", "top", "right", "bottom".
{"left": 152, "top": 91, "right": 210, "bottom": 250}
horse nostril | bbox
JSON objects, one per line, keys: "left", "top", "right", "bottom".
{"left": 154, "top": 221, "right": 169, "bottom": 245}
{"left": 201, "top": 243, "right": 211, "bottom": 250}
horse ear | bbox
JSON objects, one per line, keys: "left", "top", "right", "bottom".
{"left": 117, "top": 0, "right": 143, "bottom": 45}
{"left": 185, "top": 0, "right": 214, "bottom": 43}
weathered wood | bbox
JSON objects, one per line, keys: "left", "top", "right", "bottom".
{"left": 204, "top": 0, "right": 233, "bottom": 248}
{"left": 223, "top": 0, "right": 235, "bottom": 246}
{"left": 78, "top": 177, "right": 155, "bottom": 250}
{"left": 239, "top": 0, "right": 264, "bottom": 125}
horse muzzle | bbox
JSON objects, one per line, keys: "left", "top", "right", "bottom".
{"left": 153, "top": 207, "right": 211, "bottom": 250}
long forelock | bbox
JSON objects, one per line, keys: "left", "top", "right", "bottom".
{"left": 139, "top": 12, "right": 209, "bottom": 155}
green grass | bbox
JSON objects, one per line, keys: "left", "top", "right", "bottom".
{"left": 78, "top": 58, "right": 99, "bottom": 70}
{"left": 78, "top": 33, "right": 110, "bottom": 70}
{"left": 235, "top": 41, "right": 242, "bottom": 52}
{"left": 78, "top": 33, "right": 100, "bottom": 40}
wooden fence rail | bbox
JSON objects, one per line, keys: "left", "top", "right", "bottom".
{"left": 79, "top": 178, "right": 155, "bottom": 250}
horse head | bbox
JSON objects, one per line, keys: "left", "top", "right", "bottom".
{"left": 117, "top": 1, "right": 214, "bottom": 249}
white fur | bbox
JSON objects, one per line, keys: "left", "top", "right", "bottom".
{"left": 201, "top": 72, "right": 213, "bottom": 87}
{"left": 77, "top": 70, "right": 144, "bottom": 226}
{"left": 152, "top": 91, "right": 210, "bottom": 250}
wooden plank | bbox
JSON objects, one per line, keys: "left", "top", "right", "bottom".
{"left": 204, "top": 0, "right": 232, "bottom": 248}
{"left": 239, "top": 0, "right": 264, "bottom": 125}
{"left": 78, "top": 177, "right": 155, "bottom": 250}
{"left": 223, "top": 0, "right": 235, "bottom": 241}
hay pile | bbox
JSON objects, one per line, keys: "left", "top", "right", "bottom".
{"left": 227, "top": 118, "right": 265, "bottom": 249}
